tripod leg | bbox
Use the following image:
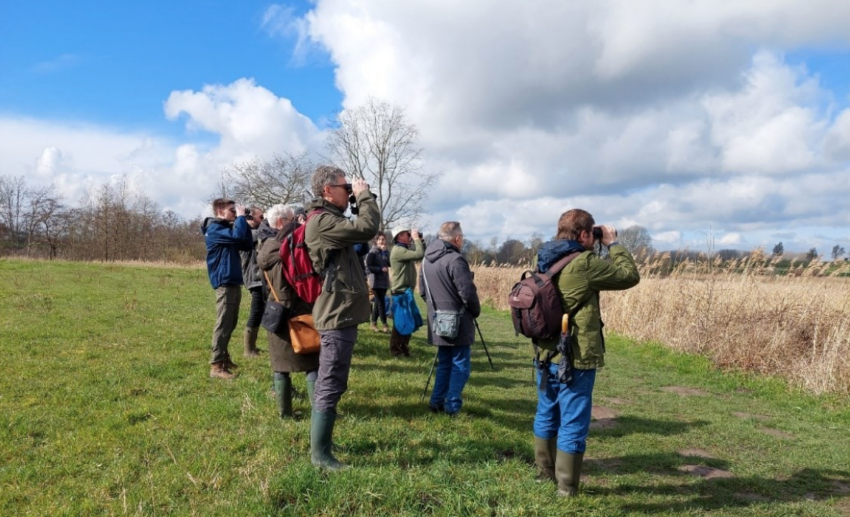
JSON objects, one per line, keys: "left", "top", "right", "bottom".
{"left": 420, "top": 348, "right": 439, "bottom": 402}
{"left": 474, "top": 319, "right": 496, "bottom": 371}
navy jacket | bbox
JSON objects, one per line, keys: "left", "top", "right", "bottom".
{"left": 202, "top": 216, "right": 254, "bottom": 289}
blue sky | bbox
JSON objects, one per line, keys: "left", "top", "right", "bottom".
{"left": 3, "top": 1, "right": 850, "bottom": 254}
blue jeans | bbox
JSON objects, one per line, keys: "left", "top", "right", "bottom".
{"left": 429, "top": 345, "right": 471, "bottom": 414}
{"left": 533, "top": 362, "right": 597, "bottom": 454}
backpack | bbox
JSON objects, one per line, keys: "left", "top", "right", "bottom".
{"left": 279, "top": 209, "right": 325, "bottom": 304}
{"left": 507, "top": 252, "right": 581, "bottom": 340}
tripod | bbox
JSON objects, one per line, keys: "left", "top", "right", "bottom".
{"left": 420, "top": 319, "right": 495, "bottom": 401}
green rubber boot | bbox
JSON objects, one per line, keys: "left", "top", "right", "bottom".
{"left": 555, "top": 450, "right": 584, "bottom": 497}
{"left": 534, "top": 437, "right": 557, "bottom": 483}
{"left": 310, "top": 409, "right": 348, "bottom": 471}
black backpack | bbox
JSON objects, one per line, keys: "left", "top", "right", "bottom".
{"left": 507, "top": 252, "right": 581, "bottom": 340}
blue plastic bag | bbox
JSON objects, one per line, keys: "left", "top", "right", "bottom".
{"left": 391, "top": 288, "right": 423, "bottom": 336}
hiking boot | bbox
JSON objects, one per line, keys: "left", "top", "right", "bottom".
{"left": 224, "top": 358, "right": 239, "bottom": 370}
{"left": 399, "top": 334, "right": 412, "bottom": 357}
{"left": 310, "top": 410, "right": 349, "bottom": 471}
{"left": 370, "top": 324, "right": 380, "bottom": 332}
{"left": 428, "top": 403, "right": 445, "bottom": 414}
{"left": 389, "top": 328, "right": 403, "bottom": 356}
{"left": 381, "top": 325, "right": 390, "bottom": 334}
{"left": 210, "top": 362, "right": 236, "bottom": 380}
{"left": 555, "top": 450, "right": 584, "bottom": 497}
{"left": 534, "top": 437, "right": 557, "bottom": 483}
{"left": 244, "top": 327, "right": 261, "bottom": 358}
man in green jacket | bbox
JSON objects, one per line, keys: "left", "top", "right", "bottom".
{"left": 532, "top": 209, "right": 639, "bottom": 497}
{"left": 304, "top": 165, "right": 380, "bottom": 470}
{"left": 389, "top": 227, "right": 425, "bottom": 357}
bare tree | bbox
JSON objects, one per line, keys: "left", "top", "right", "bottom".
{"left": 618, "top": 225, "right": 654, "bottom": 254}
{"left": 0, "top": 175, "right": 28, "bottom": 247}
{"left": 326, "top": 98, "right": 438, "bottom": 231}
{"left": 221, "top": 152, "right": 313, "bottom": 209}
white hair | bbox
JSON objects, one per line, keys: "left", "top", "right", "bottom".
{"left": 265, "top": 204, "right": 293, "bottom": 228}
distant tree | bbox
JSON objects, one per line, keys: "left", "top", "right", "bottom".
{"left": 221, "top": 152, "right": 313, "bottom": 209}
{"left": 526, "top": 232, "right": 545, "bottom": 262}
{"left": 462, "top": 239, "right": 486, "bottom": 264}
{"left": 831, "top": 244, "right": 846, "bottom": 261}
{"left": 326, "top": 98, "right": 439, "bottom": 231}
{"left": 618, "top": 225, "right": 654, "bottom": 254}
{"left": 716, "top": 249, "right": 740, "bottom": 261}
{"left": 806, "top": 247, "right": 819, "bottom": 261}
{"left": 496, "top": 239, "right": 528, "bottom": 265}
{"left": 772, "top": 242, "right": 784, "bottom": 257}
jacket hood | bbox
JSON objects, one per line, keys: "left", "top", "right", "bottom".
{"left": 370, "top": 245, "right": 387, "bottom": 254}
{"left": 201, "top": 217, "right": 226, "bottom": 234}
{"left": 424, "top": 238, "right": 457, "bottom": 263}
{"left": 306, "top": 198, "right": 344, "bottom": 217}
{"left": 537, "top": 239, "right": 585, "bottom": 273}
{"left": 256, "top": 220, "right": 278, "bottom": 240}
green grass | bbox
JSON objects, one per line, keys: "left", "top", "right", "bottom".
{"left": 2, "top": 258, "right": 849, "bottom": 516}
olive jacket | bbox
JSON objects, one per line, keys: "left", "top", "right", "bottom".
{"left": 256, "top": 222, "right": 319, "bottom": 373}
{"left": 304, "top": 192, "right": 381, "bottom": 330}
{"left": 537, "top": 243, "right": 640, "bottom": 369}
{"left": 390, "top": 239, "right": 425, "bottom": 295}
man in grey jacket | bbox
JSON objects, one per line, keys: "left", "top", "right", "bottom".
{"left": 239, "top": 206, "right": 265, "bottom": 358}
{"left": 419, "top": 221, "right": 481, "bottom": 416}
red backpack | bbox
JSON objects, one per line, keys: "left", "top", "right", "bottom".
{"left": 507, "top": 252, "right": 580, "bottom": 340}
{"left": 280, "top": 209, "right": 325, "bottom": 304}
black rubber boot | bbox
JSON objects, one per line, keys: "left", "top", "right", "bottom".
{"left": 534, "top": 437, "right": 556, "bottom": 483}
{"left": 244, "top": 327, "right": 261, "bottom": 358}
{"left": 273, "top": 373, "right": 293, "bottom": 418}
{"left": 310, "top": 409, "right": 348, "bottom": 471}
{"left": 555, "top": 450, "right": 584, "bottom": 497}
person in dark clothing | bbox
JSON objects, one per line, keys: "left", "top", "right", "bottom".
{"left": 201, "top": 198, "right": 254, "bottom": 380}
{"left": 239, "top": 206, "right": 265, "bottom": 358}
{"left": 419, "top": 221, "right": 481, "bottom": 416}
{"left": 366, "top": 232, "right": 391, "bottom": 333}
{"left": 257, "top": 204, "right": 320, "bottom": 418}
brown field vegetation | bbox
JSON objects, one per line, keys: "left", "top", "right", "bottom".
{"left": 473, "top": 252, "right": 850, "bottom": 396}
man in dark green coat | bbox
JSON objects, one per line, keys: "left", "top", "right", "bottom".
{"left": 304, "top": 165, "right": 380, "bottom": 470}
{"left": 532, "top": 209, "right": 639, "bottom": 497}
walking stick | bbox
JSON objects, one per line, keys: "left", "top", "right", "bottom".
{"left": 474, "top": 319, "right": 496, "bottom": 371}
{"left": 420, "top": 347, "right": 440, "bottom": 402}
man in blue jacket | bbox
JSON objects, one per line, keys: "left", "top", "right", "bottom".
{"left": 202, "top": 198, "right": 254, "bottom": 379}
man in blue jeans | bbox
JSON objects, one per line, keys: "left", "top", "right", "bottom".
{"left": 419, "top": 221, "right": 480, "bottom": 416}
{"left": 532, "top": 209, "right": 639, "bottom": 496}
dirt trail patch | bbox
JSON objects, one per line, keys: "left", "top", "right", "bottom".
{"left": 660, "top": 386, "right": 709, "bottom": 396}
{"left": 590, "top": 406, "right": 618, "bottom": 430}
{"left": 599, "top": 397, "right": 628, "bottom": 405}
{"left": 758, "top": 427, "right": 794, "bottom": 439}
{"left": 678, "top": 465, "right": 734, "bottom": 479}
{"left": 677, "top": 448, "right": 717, "bottom": 459}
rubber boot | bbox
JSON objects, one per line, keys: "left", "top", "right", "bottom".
{"left": 389, "top": 328, "right": 402, "bottom": 356}
{"left": 534, "top": 437, "right": 557, "bottom": 483}
{"left": 555, "top": 450, "right": 584, "bottom": 497}
{"left": 244, "top": 327, "right": 260, "bottom": 358}
{"left": 310, "top": 409, "right": 348, "bottom": 471}
{"left": 306, "top": 379, "right": 316, "bottom": 406}
{"left": 274, "top": 373, "right": 293, "bottom": 418}
{"left": 399, "top": 333, "right": 412, "bottom": 357}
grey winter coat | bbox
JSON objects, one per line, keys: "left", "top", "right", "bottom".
{"left": 256, "top": 222, "right": 320, "bottom": 373}
{"left": 418, "top": 238, "right": 481, "bottom": 347}
{"left": 239, "top": 227, "right": 263, "bottom": 290}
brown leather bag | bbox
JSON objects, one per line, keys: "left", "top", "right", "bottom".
{"left": 289, "top": 314, "right": 321, "bottom": 354}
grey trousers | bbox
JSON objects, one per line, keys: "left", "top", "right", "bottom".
{"left": 211, "top": 285, "right": 241, "bottom": 364}
{"left": 313, "top": 326, "right": 358, "bottom": 414}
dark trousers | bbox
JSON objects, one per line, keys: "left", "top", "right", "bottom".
{"left": 246, "top": 286, "right": 265, "bottom": 328}
{"left": 211, "top": 285, "right": 241, "bottom": 364}
{"left": 313, "top": 327, "right": 358, "bottom": 414}
{"left": 371, "top": 288, "right": 388, "bottom": 325}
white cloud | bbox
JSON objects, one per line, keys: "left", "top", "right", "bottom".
{"left": 718, "top": 233, "right": 744, "bottom": 245}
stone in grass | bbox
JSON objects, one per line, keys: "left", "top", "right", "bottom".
{"left": 678, "top": 464, "right": 734, "bottom": 479}
{"left": 660, "top": 386, "right": 709, "bottom": 396}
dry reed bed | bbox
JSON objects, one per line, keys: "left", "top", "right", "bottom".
{"left": 473, "top": 254, "right": 850, "bottom": 395}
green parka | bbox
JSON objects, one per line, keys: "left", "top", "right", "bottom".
{"left": 305, "top": 191, "right": 381, "bottom": 331}
{"left": 390, "top": 239, "right": 424, "bottom": 295}
{"left": 538, "top": 244, "right": 640, "bottom": 369}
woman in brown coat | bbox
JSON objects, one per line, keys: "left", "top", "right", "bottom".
{"left": 256, "top": 204, "right": 320, "bottom": 418}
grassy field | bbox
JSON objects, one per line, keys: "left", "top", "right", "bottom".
{"left": 2, "top": 258, "right": 849, "bottom": 516}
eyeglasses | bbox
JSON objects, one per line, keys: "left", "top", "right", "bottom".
{"left": 328, "top": 183, "right": 353, "bottom": 194}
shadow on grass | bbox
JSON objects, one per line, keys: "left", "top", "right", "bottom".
{"left": 595, "top": 461, "right": 850, "bottom": 513}
{"left": 590, "top": 416, "right": 710, "bottom": 439}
